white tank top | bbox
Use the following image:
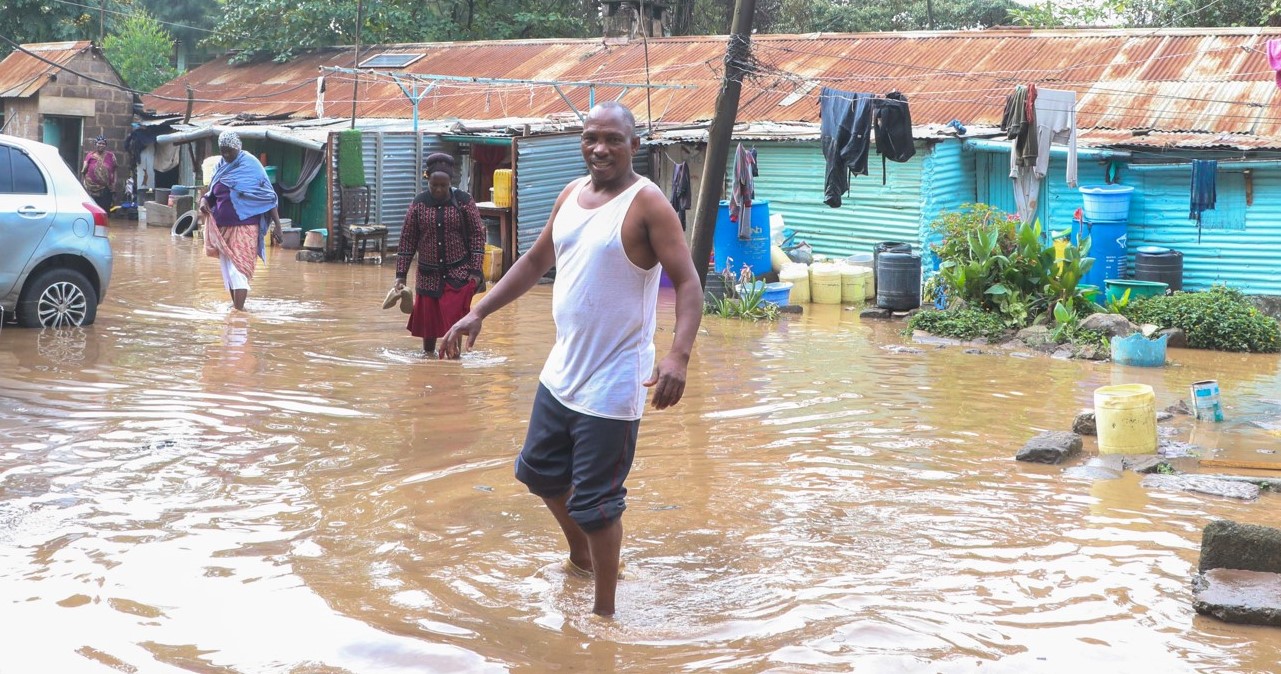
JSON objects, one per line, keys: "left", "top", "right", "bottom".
{"left": 539, "top": 176, "right": 661, "bottom": 421}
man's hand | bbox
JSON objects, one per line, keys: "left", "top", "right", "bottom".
{"left": 439, "top": 312, "right": 483, "bottom": 360}
{"left": 643, "top": 352, "right": 689, "bottom": 410}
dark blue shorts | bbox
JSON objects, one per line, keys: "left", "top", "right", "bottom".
{"left": 514, "top": 384, "right": 639, "bottom": 532}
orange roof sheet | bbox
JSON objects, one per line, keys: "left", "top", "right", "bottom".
{"left": 143, "top": 29, "right": 1281, "bottom": 141}
{"left": 0, "top": 41, "right": 95, "bottom": 99}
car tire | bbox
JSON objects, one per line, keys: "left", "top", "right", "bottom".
{"left": 16, "top": 268, "right": 98, "bottom": 328}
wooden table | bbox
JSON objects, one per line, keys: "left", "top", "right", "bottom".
{"left": 475, "top": 201, "right": 514, "bottom": 272}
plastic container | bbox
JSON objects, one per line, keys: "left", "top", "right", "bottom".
{"left": 1077, "top": 220, "right": 1128, "bottom": 290}
{"left": 1094, "top": 383, "right": 1158, "bottom": 455}
{"left": 839, "top": 265, "right": 871, "bottom": 304}
{"left": 493, "top": 168, "right": 513, "bottom": 207}
{"left": 761, "top": 282, "right": 793, "bottom": 306}
{"left": 713, "top": 200, "right": 771, "bottom": 279}
{"left": 303, "top": 229, "right": 327, "bottom": 250}
{"left": 280, "top": 226, "right": 302, "bottom": 249}
{"left": 779, "top": 263, "right": 810, "bottom": 304}
{"left": 810, "top": 262, "right": 843, "bottom": 304}
{"left": 770, "top": 245, "right": 790, "bottom": 273}
{"left": 483, "top": 244, "right": 503, "bottom": 282}
{"left": 1110, "top": 333, "right": 1169, "bottom": 367}
{"left": 769, "top": 213, "right": 786, "bottom": 245}
{"left": 1105, "top": 279, "right": 1168, "bottom": 304}
{"left": 1134, "top": 248, "right": 1183, "bottom": 292}
{"left": 1190, "top": 380, "right": 1224, "bottom": 422}
{"left": 1079, "top": 184, "right": 1134, "bottom": 222}
{"left": 876, "top": 251, "right": 922, "bottom": 311}
{"left": 264, "top": 166, "right": 278, "bottom": 184}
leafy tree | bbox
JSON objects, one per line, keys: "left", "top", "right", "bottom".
{"left": 138, "top": 0, "right": 219, "bottom": 65}
{"left": 811, "top": 0, "right": 1019, "bottom": 32}
{"left": 0, "top": 0, "right": 92, "bottom": 57}
{"left": 103, "top": 12, "right": 182, "bottom": 92}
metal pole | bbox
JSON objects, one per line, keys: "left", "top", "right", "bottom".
{"left": 687, "top": 0, "right": 756, "bottom": 287}
{"left": 350, "top": 0, "right": 362, "bottom": 130}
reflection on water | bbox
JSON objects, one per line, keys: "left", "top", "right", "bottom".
{"left": 1, "top": 226, "right": 1279, "bottom": 673}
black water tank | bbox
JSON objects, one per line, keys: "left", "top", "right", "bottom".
{"left": 873, "top": 242, "right": 912, "bottom": 295}
{"left": 876, "top": 251, "right": 922, "bottom": 311}
{"left": 1134, "top": 249, "right": 1183, "bottom": 292}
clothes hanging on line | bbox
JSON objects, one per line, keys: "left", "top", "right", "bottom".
{"left": 873, "top": 91, "right": 915, "bottom": 185}
{"left": 730, "top": 143, "right": 756, "bottom": 239}
{"left": 1268, "top": 39, "right": 1281, "bottom": 89}
{"left": 1033, "top": 88, "right": 1078, "bottom": 187}
{"left": 1001, "top": 84, "right": 1038, "bottom": 176}
{"left": 669, "top": 161, "right": 690, "bottom": 229}
{"left": 1190, "top": 159, "right": 1217, "bottom": 242}
{"left": 820, "top": 87, "right": 917, "bottom": 207}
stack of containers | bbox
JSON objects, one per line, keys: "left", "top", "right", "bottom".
{"left": 810, "top": 262, "right": 843, "bottom": 304}
{"left": 1077, "top": 185, "right": 1133, "bottom": 290}
{"left": 779, "top": 263, "right": 810, "bottom": 304}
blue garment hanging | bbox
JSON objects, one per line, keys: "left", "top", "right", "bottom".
{"left": 1190, "top": 159, "right": 1217, "bottom": 242}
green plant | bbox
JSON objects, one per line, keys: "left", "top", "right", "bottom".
{"left": 1104, "top": 288, "right": 1132, "bottom": 314}
{"left": 905, "top": 309, "right": 1008, "bottom": 341}
{"left": 1123, "top": 285, "right": 1281, "bottom": 352}
{"left": 704, "top": 263, "right": 780, "bottom": 321}
{"left": 102, "top": 12, "right": 182, "bottom": 93}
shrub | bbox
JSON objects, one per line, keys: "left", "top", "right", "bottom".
{"left": 1123, "top": 285, "right": 1280, "bottom": 353}
{"left": 906, "top": 309, "right": 1008, "bottom": 341}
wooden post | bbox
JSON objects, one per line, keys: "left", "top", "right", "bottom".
{"left": 687, "top": 0, "right": 756, "bottom": 287}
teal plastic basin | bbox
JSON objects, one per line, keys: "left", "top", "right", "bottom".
{"left": 1105, "top": 279, "right": 1168, "bottom": 304}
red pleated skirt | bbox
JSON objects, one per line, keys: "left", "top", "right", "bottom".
{"left": 406, "top": 280, "right": 477, "bottom": 339}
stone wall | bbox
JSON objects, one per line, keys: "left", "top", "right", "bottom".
{"left": 2, "top": 98, "right": 40, "bottom": 139}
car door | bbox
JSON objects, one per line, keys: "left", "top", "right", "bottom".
{"left": 0, "top": 143, "right": 57, "bottom": 298}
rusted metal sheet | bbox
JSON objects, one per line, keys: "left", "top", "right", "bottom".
{"left": 0, "top": 41, "right": 92, "bottom": 99}
{"left": 143, "top": 29, "right": 1281, "bottom": 146}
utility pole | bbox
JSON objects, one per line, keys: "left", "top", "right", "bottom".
{"left": 687, "top": 0, "right": 756, "bottom": 287}
{"left": 99, "top": 0, "right": 105, "bottom": 42}
{"left": 351, "top": 0, "right": 363, "bottom": 129}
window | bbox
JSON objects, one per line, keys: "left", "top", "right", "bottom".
{"left": 358, "top": 53, "right": 423, "bottom": 69}
{"left": 10, "top": 148, "right": 48, "bottom": 195}
{"left": 0, "top": 146, "right": 11, "bottom": 193}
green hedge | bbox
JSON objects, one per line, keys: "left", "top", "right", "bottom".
{"left": 906, "top": 309, "right": 1008, "bottom": 341}
{"left": 1123, "top": 286, "right": 1280, "bottom": 353}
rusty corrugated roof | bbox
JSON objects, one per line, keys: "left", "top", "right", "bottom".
{"left": 0, "top": 41, "right": 94, "bottom": 99}
{"left": 143, "top": 29, "right": 1281, "bottom": 144}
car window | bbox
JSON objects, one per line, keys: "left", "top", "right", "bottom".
{"left": 9, "top": 147, "right": 48, "bottom": 195}
{"left": 0, "top": 146, "right": 11, "bottom": 193}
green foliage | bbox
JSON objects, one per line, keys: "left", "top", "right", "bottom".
{"left": 705, "top": 264, "right": 780, "bottom": 321}
{"left": 811, "top": 0, "right": 1019, "bottom": 31}
{"left": 1123, "top": 285, "right": 1281, "bottom": 353}
{"left": 906, "top": 309, "right": 1008, "bottom": 341}
{"left": 103, "top": 12, "right": 181, "bottom": 93}
{"left": 0, "top": 0, "right": 93, "bottom": 57}
{"left": 927, "top": 203, "right": 1095, "bottom": 330}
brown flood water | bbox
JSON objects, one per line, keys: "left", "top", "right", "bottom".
{"left": 2, "top": 224, "right": 1280, "bottom": 673}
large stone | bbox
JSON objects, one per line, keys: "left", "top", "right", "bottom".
{"left": 1142, "top": 475, "right": 1259, "bottom": 500}
{"left": 1016, "top": 431, "right": 1082, "bottom": 464}
{"left": 1199, "top": 520, "right": 1281, "bottom": 573}
{"left": 295, "top": 250, "right": 326, "bottom": 263}
{"left": 1192, "top": 569, "right": 1281, "bottom": 627}
{"left": 1080, "top": 313, "right": 1138, "bottom": 338}
{"left": 1016, "top": 325, "right": 1055, "bottom": 349}
{"left": 1071, "top": 411, "right": 1097, "bottom": 436}
{"left": 1157, "top": 327, "right": 1188, "bottom": 349}
{"left": 860, "top": 307, "right": 892, "bottom": 320}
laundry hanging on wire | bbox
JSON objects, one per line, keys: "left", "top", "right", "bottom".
{"left": 999, "top": 84, "right": 1078, "bottom": 225}
{"left": 818, "top": 87, "right": 915, "bottom": 208}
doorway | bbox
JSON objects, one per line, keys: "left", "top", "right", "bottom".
{"left": 41, "top": 116, "right": 83, "bottom": 170}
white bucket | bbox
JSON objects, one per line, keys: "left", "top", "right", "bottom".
{"left": 1190, "top": 380, "right": 1224, "bottom": 422}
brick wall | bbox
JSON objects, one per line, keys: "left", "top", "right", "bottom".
{"left": 1, "top": 98, "right": 40, "bottom": 140}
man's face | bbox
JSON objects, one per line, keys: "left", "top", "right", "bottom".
{"left": 580, "top": 110, "right": 637, "bottom": 184}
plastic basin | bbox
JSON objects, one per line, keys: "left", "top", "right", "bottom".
{"left": 1105, "top": 279, "right": 1168, "bottom": 304}
{"left": 1111, "top": 333, "right": 1169, "bottom": 367}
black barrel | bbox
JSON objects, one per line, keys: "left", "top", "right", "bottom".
{"left": 1134, "top": 249, "right": 1183, "bottom": 292}
{"left": 873, "top": 241, "right": 912, "bottom": 296}
{"left": 876, "top": 251, "right": 922, "bottom": 311}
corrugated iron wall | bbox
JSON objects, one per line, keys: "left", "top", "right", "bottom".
{"left": 1130, "top": 167, "right": 1281, "bottom": 295}
{"left": 919, "top": 139, "right": 976, "bottom": 268}
{"left": 331, "top": 131, "right": 444, "bottom": 248}
{"left": 750, "top": 142, "right": 924, "bottom": 259}
{"left": 514, "top": 133, "right": 588, "bottom": 255}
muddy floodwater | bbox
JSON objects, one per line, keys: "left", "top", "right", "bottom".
{"left": 3, "top": 224, "right": 1281, "bottom": 674}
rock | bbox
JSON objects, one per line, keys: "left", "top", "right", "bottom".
{"left": 1075, "top": 345, "right": 1106, "bottom": 361}
{"left": 1157, "top": 440, "right": 1203, "bottom": 458}
{"left": 295, "top": 250, "right": 326, "bottom": 263}
{"left": 1141, "top": 474, "right": 1260, "bottom": 500}
{"left": 1140, "top": 323, "right": 1161, "bottom": 337}
{"left": 1089, "top": 454, "right": 1126, "bottom": 472}
{"left": 1199, "top": 520, "right": 1281, "bottom": 574}
{"left": 1126, "top": 455, "right": 1176, "bottom": 474}
{"left": 1193, "top": 569, "right": 1281, "bottom": 627}
{"left": 1051, "top": 348, "right": 1074, "bottom": 359}
{"left": 1157, "top": 327, "right": 1188, "bottom": 349}
{"left": 1010, "top": 351, "right": 1035, "bottom": 359}
{"left": 892, "top": 309, "right": 921, "bottom": 319}
{"left": 1072, "top": 411, "right": 1097, "bottom": 436}
{"left": 882, "top": 345, "right": 924, "bottom": 355}
{"left": 1166, "top": 399, "right": 1193, "bottom": 416}
{"left": 1080, "top": 313, "right": 1139, "bottom": 338}
{"left": 1156, "top": 411, "right": 1175, "bottom": 422}
{"left": 777, "top": 304, "right": 803, "bottom": 314}
{"left": 1064, "top": 457, "right": 1124, "bottom": 480}
{"left": 963, "top": 348, "right": 983, "bottom": 355}
{"left": 1016, "top": 325, "right": 1055, "bottom": 349}
{"left": 1016, "top": 431, "right": 1083, "bottom": 464}
{"left": 860, "top": 307, "right": 892, "bottom": 320}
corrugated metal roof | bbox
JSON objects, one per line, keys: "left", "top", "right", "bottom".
{"left": 144, "top": 28, "right": 1281, "bottom": 146}
{"left": 0, "top": 41, "right": 94, "bottom": 99}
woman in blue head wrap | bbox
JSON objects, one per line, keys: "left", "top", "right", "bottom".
{"left": 199, "top": 131, "right": 282, "bottom": 311}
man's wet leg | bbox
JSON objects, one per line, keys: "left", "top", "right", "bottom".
{"left": 542, "top": 491, "right": 592, "bottom": 572}
{"left": 586, "top": 517, "right": 622, "bottom": 617}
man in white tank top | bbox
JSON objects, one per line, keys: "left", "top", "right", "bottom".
{"left": 440, "top": 102, "right": 703, "bottom": 617}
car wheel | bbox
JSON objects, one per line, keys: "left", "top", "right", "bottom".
{"left": 16, "top": 268, "right": 98, "bottom": 328}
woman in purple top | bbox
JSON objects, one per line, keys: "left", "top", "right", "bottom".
{"left": 199, "top": 131, "right": 281, "bottom": 311}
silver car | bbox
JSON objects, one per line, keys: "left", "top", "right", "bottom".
{"left": 0, "top": 133, "right": 113, "bottom": 327}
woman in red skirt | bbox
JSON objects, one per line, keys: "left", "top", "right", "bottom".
{"left": 394, "top": 153, "right": 486, "bottom": 355}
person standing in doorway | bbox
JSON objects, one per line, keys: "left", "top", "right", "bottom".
{"left": 439, "top": 102, "right": 703, "bottom": 617}
{"left": 394, "top": 152, "right": 486, "bottom": 355}
{"left": 81, "top": 135, "right": 116, "bottom": 212}
{"left": 199, "top": 131, "right": 282, "bottom": 312}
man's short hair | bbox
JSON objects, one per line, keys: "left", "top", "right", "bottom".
{"left": 589, "top": 102, "right": 637, "bottom": 137}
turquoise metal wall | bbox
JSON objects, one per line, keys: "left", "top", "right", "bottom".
{"left": 750, "top": 142, "right": 925, "bottom": 259}
{"left": 514, "top": 133, "right": 587, "bottom": 255}
{"left": 976, "top": 149, "right": 1112, "bottom": 232}
{"left": 919, "top": 139, "right": 976, "bottom": 268}
{"left": 1130, "top": 167, "right": 1281, "bottom": 295}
